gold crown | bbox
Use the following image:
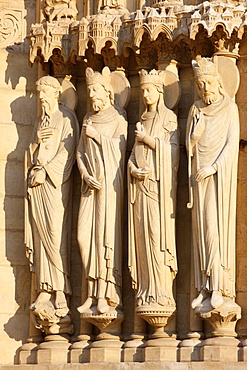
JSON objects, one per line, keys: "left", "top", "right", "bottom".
{"left": 85, "top": 66, "right": 111, "bottom": 86}
{"left": 139, "top": 69, "right": 164, "bottom": 86}
{"left": 192, "top": 58, "right": 218, "bottom": 78}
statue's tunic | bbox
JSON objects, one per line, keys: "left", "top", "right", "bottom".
{"left": 77, "top": 105, "right": 127, "bottom": 307}
{"left": 25, "top": 105, "right": 79, "bottom": 294}
{"left": 186, "top": 95, "right": 239, "bottom": 297}
{"left": 128, "top": 105, "right": 179, "bottom": 306}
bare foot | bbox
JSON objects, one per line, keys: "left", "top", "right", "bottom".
{"left": 77, "top": 297, "right": 93, "bottom": 313}
{"left": 97, "top": 298, "right": 109, "bottom": 314}
{"left": 191, "top": 290, "right": 209, "bottom": 309}
{"left": 54, "top": 291, "right": 69, "bottom": 317}
{"left": 55, "top": 290, "right": 67, "bottom": 310}
{"left": 211, "top": 290, "right": 223, "bottom": 309}
{"left": 31, "top": 291, "right": 51, "bottom": 310}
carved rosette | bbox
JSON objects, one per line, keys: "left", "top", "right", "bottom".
{"left": 0, "top": 9, "right": 22, "bottom": 49}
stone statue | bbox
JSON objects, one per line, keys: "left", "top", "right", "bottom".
{"left": 25, "top": 76, "right": 79, "bottom": 334}
{"left": 44, "top": 0, "right": 78, "bottom": 21}
{"left": 128, "top": 69, "right": 179, "bottom": 309}
{"left": 77, "top": 67, "right": 127, "bottom": 315}
{"left": 186, "top": 58, "right": 239, "bottom": 310}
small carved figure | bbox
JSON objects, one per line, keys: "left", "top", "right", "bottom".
{"left": 77, "top": 67, "right": 127, "bottom": 314}
{"left": 25, "top": 76, "right": 79, "bottom": 333}
{"left": 186, "top": 58, "right": 239, "bottom": 310}
{"left": 44, "top": 0, "right": 78, "bottom": 21}
{"left": 128, "top": 69, "right": 179, "bottom": 309}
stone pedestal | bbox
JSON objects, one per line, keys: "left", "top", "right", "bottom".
{"left": 81, "top": 306, "right": 124, "bottom": 362}
{"left": 201, "top": 337, "right": 240, "bottom": 362}
{"left": 178, "top": 332, "right": 202, "bottom": 362}
{"left": 18, "top": 342, "right": 39, "bottom": 364}
{"left": 90, "top": 336, "right": 123, "bottom": 363}
{"left": 195, "top": 297, "right": 241, "bottom": 362}
{"left": 70, "top": 335, "right": 91, "bottom": 363}
{"left": 123, "top": 333, "right": 145, "bottom": 362}
{"left": 136, "top": 304, "right": 178, "bottom": 361}
{"left": 37, "top": 336, "right": 71, "bottom": 364}
{"left": 239, "top": 338, "right": 247, "bottom": 361}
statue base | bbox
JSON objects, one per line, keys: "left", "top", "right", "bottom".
{"left": 36, "top": 339, "right": 71, "bottom": 364}
{"left": 18, "top": 342, "right": 39, "bottom": 364}
{"left": 195, "top": 297, "right": 241, "bottom": 338}
{"left": 195, "top": 297, "right": 241, "bottom": 361}
{"left": 178, "top": 332, "right": 202, "bottom": 362}
{"left": 239, "top": 338, "right": 247, "bottom": 361}
{"left": 136, "top": 303, "right": 178, "bottom": 361}
{"left": 81, "top": 306, "right": 124, "bottom": 362}
{"left": 123, "top": 333, "right": 145, "bottom": 362}
{"left": 70, "top": 335, "right": 91, "bottom": 363}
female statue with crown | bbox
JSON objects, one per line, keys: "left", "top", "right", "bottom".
{"left": 128, "top": 69, "right": 179, "bottom": 310}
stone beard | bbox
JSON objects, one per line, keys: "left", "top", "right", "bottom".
{"left": 186, "top": 60, "right": 239, "bottom": 309}
{"left": 25, "top": 76, "right": 79, "bottom": 322}
{"left": 77, "top": 68, "right": 127, "bottom": 314}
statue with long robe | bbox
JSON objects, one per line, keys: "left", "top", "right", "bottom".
{"left": 25, "top": 76, "right": 79, "bottom": 323}
{"left": 128, "top": 69, "right": 179, "bottom": 308}
{"left": 186, "top": 58, "right": 239, "bottom": 310}
{"left": 77, "top": 67, "right": 127, "bottom": 314}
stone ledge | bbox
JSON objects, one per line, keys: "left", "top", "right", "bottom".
{"left": 1, "top": 363, "right": 247, "bottom": 370}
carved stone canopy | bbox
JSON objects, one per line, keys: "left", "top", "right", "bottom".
{"left": 28, "top": 1, "right": 247, "bottom": 69}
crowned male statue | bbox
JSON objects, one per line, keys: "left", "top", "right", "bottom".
{"left": 186, "top": 58, "right": 239, "bottom": 311}
{"left": 77, "top": 67, "right": 127, "bottom": 315}
{"left": 25, "top": 76, "right": 79, "bottom": 334}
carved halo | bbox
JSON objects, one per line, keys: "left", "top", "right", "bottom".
{"left": 58, "top": 75, "right": 78, "bottom": 111}
{"left": 110, "top": 70, "right": 131, "bottom": 109}
{"left": 213, "top": 55, "right": 239, "bottom": 99}
{"left": 163, "top": 70, "right": 181, "bottom": 110}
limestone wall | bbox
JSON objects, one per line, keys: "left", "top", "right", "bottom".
{"left": 0, "top": 0, "right": 38, "bottom": 363}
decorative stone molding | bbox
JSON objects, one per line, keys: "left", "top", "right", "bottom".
{"left": 29, "top": 1, "right": 247, "bottom": 67}
{"left": 0, "top": 9, "right": 23, "bottom": 49}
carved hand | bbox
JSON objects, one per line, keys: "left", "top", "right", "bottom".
{"left": 83, "top": 122, "right": 98, "bottom": 140}
{"left": 84, "top": 175, "right": 102, "bottom": 190}
{"left": 191, "top": 112, "right": 205, "bottom": 139}
{"left": 135, "top": 122, "right": 146, "bottom": 142}
{"left": 30, "top": 168, "right": 46, "bottom": 187}
{"left": 36, "top": 127, "right": 53, "bottom": 144}
{"left": 195, "top": 166, "right": 216, "bottom": 182}
{"left": 131, "top": 167, "right": 150, "bottom": 180}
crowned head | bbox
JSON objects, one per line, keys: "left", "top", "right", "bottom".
{"left": 192, "top": 58, "right": 224, "bottom": 105}
{"left": 139, "top": 69, "right": 165, "bottom": 111}
{"left": 86, "top": 67, "right": 114, "bottom": 112}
